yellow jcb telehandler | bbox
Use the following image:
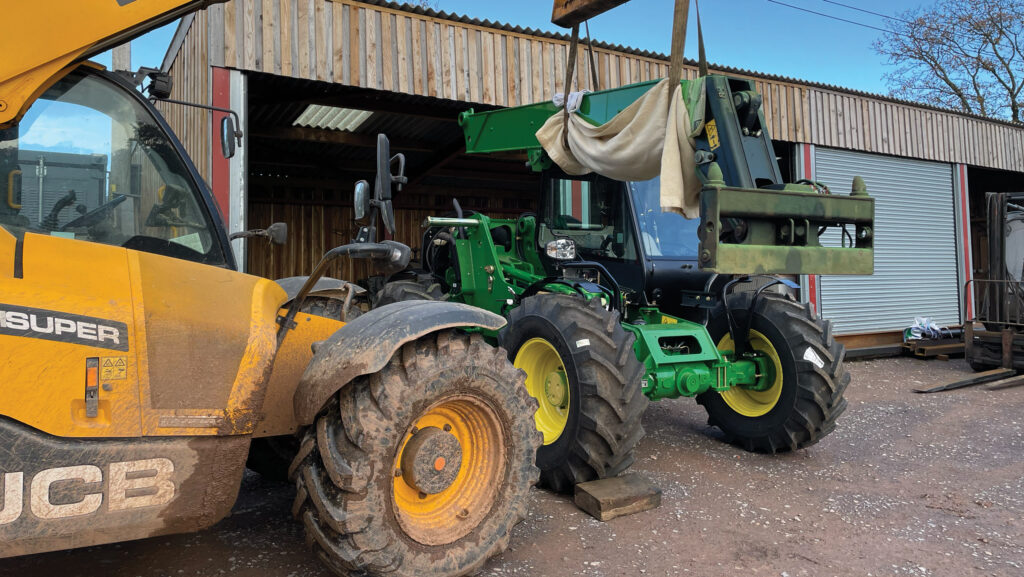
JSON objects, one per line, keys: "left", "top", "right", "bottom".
{"left": 0, "top": 2, "right": 539, "bottom": 575}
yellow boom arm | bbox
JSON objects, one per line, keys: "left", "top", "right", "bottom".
{"left": 0, "top": 0, "right": 224, "bottom": 128}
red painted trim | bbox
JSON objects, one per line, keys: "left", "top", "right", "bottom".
{"left": 571, "top": 179, "right": 582, "bottom": 220}
{"left": 807, "top": 273, "right": 817, "bottom": 315}
{"left": 802, "top": 143, "right": 812, "bottom": 180}
{"left": 802, "top": 143, "right": 818, "bottom": 313}
{"left": 211, "top": 67, "right": 231, "bottom": 224}
{"left": 958, "top": 164, "right": 973, "bottom": 318}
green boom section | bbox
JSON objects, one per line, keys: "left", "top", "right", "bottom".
{"left": 459, "top": 79, "right": 668, "bottom": 169}
{"left": 425, "top": 214, "right": 770, "bottom": 401}
{"left": 457, "top": 74, "right": 875, "bottom": 277}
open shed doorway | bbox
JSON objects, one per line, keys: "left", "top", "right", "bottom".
{"left": 967, "top": 165, "right": 1024, "bottom": 284}
{"left": 242, "top": 71, "right": 540, "bottom": 283}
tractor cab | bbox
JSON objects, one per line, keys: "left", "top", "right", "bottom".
{"left": 537, "top": 169, "right": 710, "bottom": 319}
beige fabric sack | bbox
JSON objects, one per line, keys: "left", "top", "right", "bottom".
{"left": 535, "top": 78, "right": 703, "bottom": 218}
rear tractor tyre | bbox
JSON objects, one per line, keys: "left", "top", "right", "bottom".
{"left": 373, "top": 278, "right": 447, "bottom": 308}
{"left": 697, "top": 291, "right": 848, "bottom": 453}
{"left": 291, "top": 331, "right": 541, "bottom": 577}
{"left": 499, "top": 294, "right": 648, "bottom": 492}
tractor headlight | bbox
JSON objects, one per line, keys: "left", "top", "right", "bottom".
{"left": 546, "top": 238, "right": 576, "bottom": 260}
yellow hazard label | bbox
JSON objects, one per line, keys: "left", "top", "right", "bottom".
{"left": 706, "top": 119, "right": 720, "bottom": 150}
{"left": 660, "top": 315, "right": 678, "bottom": 325}
{"left": 101, "top": 357, "right": 128, "bottom": 380}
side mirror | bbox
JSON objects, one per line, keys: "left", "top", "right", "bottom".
{"left": 375, "top": 134, "right": 395, "bottom": 236}
{"left": 374, "top": 134, "right": 407, "bottom": 237}
{"left": 266, "top": 222, "right": 288, "bottom": 245}
{"left": 221, "top": 116, "right": 237, "bottom": 159}
{"left": 353, "top": 180, "right": 370, "bottom": 220}
{"left": 375, "top": 134, "right": 392, "bottom": 202}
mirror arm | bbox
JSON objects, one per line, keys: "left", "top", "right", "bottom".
{"left": 228, "top": 229, "right": 260, "bottom": 241}
{"left": 150, "top": 98, "right": 243, "bottom": 144}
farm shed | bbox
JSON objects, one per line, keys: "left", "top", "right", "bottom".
{"left": 157, "top": 0, "right": 1024, "bottom": 347}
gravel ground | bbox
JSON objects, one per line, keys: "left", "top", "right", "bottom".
{"left": 8, "top": 356, "right": 1024, "bottom": 577}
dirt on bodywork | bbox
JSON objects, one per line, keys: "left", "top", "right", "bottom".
{"left": 7, "top": 357, "right": 1023, "bottom": 576}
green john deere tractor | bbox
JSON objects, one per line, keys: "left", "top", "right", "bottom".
{"left": 376, "top": 74, "right": 874, "bottom": 491}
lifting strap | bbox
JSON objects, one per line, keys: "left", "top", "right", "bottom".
{"left": 696, "top": 0, "right": 708, "bottom": 77}
{"left": 667, "top": 0, "right": 708, "bottom": 94}
{"left": 561, "top": 23, "right": 581, "bottom": 150}
{"left": 585, "top": 21, "right": 600, "bottom": 90}
{"left": 666, "top": 0, "right": 689, "bottom": 93}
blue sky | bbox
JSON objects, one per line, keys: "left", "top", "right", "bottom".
{"left": 110, "top": 0, "right": 928, "bottom": 97}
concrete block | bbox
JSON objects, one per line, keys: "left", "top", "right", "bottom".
{"left": 573, "top": 473, "right": 661, "bottom": 521}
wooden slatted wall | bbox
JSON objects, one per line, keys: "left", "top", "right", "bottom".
{"left": 168, "top": 0, "right": 1024, "bottom": 175}
{"left": 245, "top": 193, "right": 434, "bottom": 281}
{"left": 244, "top": 177, "right": 537, "bottom": 280}
{"left": 157, "top": 10, "right": 211, "bottom": 181}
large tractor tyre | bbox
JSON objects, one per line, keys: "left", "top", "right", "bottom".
{"left": 291, "top": 331, "right": 540, "bottom": 577}
{"left": 499, "top": 295, "right": 648, "bottom": 493}
{"left": 374, "top": 279, "right": 447, "bottom": 308}
{"left": 697, "top": 291, "right": 848, "bottom": 453}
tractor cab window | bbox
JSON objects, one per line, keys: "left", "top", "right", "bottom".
{"left": 0, "top": 68, "right": 225, "bottom": 266}
{"left": 628, "top": 177, "right": 700, "bottom": 259}
{"left": 539, "top": 174, "right": 638, "bottom": 262}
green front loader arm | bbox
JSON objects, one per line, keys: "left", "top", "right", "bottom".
{"left": 458, "top": 74, "right": 875, "bottom": 276}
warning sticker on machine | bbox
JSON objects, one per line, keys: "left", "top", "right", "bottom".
{"left": 706, "top": 119, "right": 720, "bottom": 150}
{"left": 101, "top": 357, "right": 128, "bottom": 380}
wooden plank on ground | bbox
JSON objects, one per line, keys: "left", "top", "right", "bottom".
{"left": 574, "top": 474, "right": 662, "bottom": 522}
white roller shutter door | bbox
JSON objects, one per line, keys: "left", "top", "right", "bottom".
{"left": 815, "top": 148, "right": 960, "bottom": 335}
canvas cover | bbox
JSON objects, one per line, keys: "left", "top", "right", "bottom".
{"left": 536, "top": 78, "right": 706, "bottom": 218}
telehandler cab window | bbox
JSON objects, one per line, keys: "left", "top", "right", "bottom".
{"left": 0, "top": 69, "right": 225, "bottom": 266}
{"left": 540, "top": 175, "right": 638, "bottom": 261}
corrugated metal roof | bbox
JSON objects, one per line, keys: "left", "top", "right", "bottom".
{"left": 294, "top": 105, "right": 373, "bottom": 131}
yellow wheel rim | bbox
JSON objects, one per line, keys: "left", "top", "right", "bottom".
{"left": 392, "top": 395, "right": 505, "bottom": 546}
{"left": 717, "top": 329, "right": 783, "bottom": 417}
{"left": 514, "top": 338, "right": 570, "bottom": 445}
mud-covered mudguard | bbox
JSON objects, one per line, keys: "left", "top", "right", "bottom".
{"left": 293, "top": 300, "right": 506, "bottom": 424}
{"left": 274, "top": 276, "right": 366, "bottom": 304}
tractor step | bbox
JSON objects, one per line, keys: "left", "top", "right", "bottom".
{"left": 573, "top": 473, "right": 662, "bottom": 521}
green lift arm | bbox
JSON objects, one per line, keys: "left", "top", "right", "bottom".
{"left": 458, "top": 74, "right": 874, "bottom": 276}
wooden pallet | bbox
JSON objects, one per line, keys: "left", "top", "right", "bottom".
{"left": 902, "top": 338, "right": 964, "bottom": 359}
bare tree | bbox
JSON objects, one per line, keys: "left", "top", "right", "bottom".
{"left": 874, "top": 0, "right": 1024, "bottom": 122}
